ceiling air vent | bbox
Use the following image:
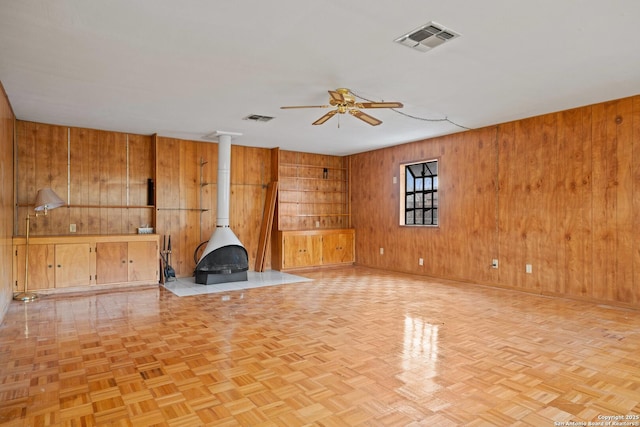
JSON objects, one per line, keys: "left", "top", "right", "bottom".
{"left": 395, "top": 21, "right": 460, "bottom": 52}
{"left": 243, "top": 114, "right": 274, "bottom": 122}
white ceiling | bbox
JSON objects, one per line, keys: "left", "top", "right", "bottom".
{"left": 1, "top": 1, "right": 640, "bottom": 156}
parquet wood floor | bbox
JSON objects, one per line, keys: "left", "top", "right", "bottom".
{"left": 1, "top": 267, "right": 640, "bottom": 426}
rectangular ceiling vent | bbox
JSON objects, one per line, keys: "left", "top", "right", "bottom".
{"left": 395, "top": 21, "right": 460, "bottom": 52}
{"left": 243, "top": 114, "right": 275, "bottom": 122}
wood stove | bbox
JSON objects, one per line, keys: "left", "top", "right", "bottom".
{"left": 194, "top": 131, "right": 249, "bottom": 285}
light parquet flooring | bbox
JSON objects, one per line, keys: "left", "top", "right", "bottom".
{"left": 1, "top": 267, "right": 640, "bottom": 426}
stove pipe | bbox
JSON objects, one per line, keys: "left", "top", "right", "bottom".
{"left": 195, "top": 132, "right": 248, "bottom": 284}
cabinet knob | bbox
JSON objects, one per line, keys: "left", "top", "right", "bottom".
{"left": 48, "top": 265, "right": 53, "bottom": 268}
{"left": 122, "top": 260, "right": 126, "bottom": 264}
{"left": 130, "top": 260, "right": 133, "bottom": 263}
{"left": 57, "top": 265, "right": 61, "bottom": 268}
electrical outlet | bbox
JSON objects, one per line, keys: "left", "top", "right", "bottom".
{"left": 70, "top": 223, "right": 76, "bottom": 233}
{"left": 393, "top": 176, "right": 397, "bottom": 184}
{"left": 492, "top": 259, "right": 498, "bottom": 269}
{"left": 380, "top": 247, "right": 384, "bottom": 255}
{"left": 419, "top": 258, "right": 424, "bottom": 266}
{"left": 315, "top": 221, "right": 320, "bottom": 228}
{"left": 526, "top": 264, "right": 532, "bottom": 274}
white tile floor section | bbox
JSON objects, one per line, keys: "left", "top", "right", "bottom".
{"left": 161, "top": 270, "right": 312, "bottom": 297}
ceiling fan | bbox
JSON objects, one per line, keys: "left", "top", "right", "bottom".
{"left": 280, "top": 88, "right": 403, "bottom": 126}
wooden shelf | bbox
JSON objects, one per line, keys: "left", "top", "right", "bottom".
{"left": 280, "top": 201, "right": 346, "bottom": 205}
{"left": 156, "top": 207, "right": 209, "bottom": 212}
{"left": 277, "top": 151, "right": 350, "bottom": 231}
{"left": 279, "top": 190, "right": 347, "bottom": 195}
{"left": 280, "top": 163, "right": 346, "bottom": 171}
{"left": 280, "top": 213, "right": 350, "bottom": 218}
{"left": 280, "top": 176, "right": 345, "bottom": 181}
{"left": 17, "top": 204, "right": 155, "bottom": 209}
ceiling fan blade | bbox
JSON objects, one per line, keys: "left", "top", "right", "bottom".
{"left": 280, "top": 105, "right": 330, "bottom": 109}
{"left": 349, "top": 109, "right": 382, "bottom": 126}
{"left": 328, "top": 90, "right": 345, "bottom": 104}
{"left": 357, "top": 101, "right": 404, "bottom": 109}
{"left": 313, "top": 109, "right": 338, "bottom": 125}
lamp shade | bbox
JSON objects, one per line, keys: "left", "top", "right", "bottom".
{"left": 34, "top": 188, "right": 65, "bottom": 212}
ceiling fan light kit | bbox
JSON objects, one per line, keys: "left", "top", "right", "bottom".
{"left": 281, "top": 88, "right": 403, "bottom": 126}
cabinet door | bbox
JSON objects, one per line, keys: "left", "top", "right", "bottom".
{"left": 55, "top": 243, "right": 92, "bottom": 288}
{"left": 128, "top": 241, "right": 158, "bottom": 282}
{"left": 322, "top": 232, "right": 355, "bottom": 265}
{"left": 283, "top": 234, "right": 322, "bottom": 269}
{"left": 96, "top": 242, "right": 128, "bottom": 284}
{"left": 14, "top": 244, "right": 55, "bottom": 291}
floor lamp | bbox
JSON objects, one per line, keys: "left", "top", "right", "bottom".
{"left": 13, "top": 188, "right": 65, "bottom": 302}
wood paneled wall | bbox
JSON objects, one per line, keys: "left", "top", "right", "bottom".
{"left": 349, "top": 95, "right": 640, "bottom": 308}
{"left": 15, "top": 121, "right": 154, "bottom": 236}
{"left": 0, "top": 82, "right": 15, "bottom": 319}
{"left": 350, "top": 126, "right": 499, "bottom": 282}
{"left": 155, "top": 137, "right": 272, "bottom": 277}
{"left": 14, "top": 126, "right": 274, "bottom": 279}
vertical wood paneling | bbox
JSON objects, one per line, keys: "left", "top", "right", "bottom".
{"left": 0, "top": 81, "right": 15, "bottom": 316}
{"left": 555, "top": 106, "right": 592, "bottom": 298}
{"left": 497, "top": 121, "right": 520, "bottom": 288}
{"left": 17, "top": 122, "right": 154, "bottom": 237}
{"left": 350, "top": 94, "right": 640, "bottom": 309}
{"left": 156, "top": 137, "right": 182, "bottom": 272}
{"left": 633, "top": 97, "right": 640, "bottom": 304}
{"left": 470, "top": 127, "right": 499, "bottom": 284}
{"left": 591, "top": 102, "right": 618, "bottom": 301}
{"left": 101, "top": 131, "right": 126, "bottom": 234}
{"left": 178, "top": 140, "right": 199, "bottom": 275}
{"left": 614, "top": 98, "right": 634, "bottom": 302}
{"left": 350, "top": 127, "right": 497, "bottom": 282}
{"left": 516, "top": 114, "right": 557, "bottom": 293}
{"left": 16, "top": 122, "right": 68, "bottom": 236}
{"left": 127, "top": 134, "right": 154, "bottom": 233}
{"left": 198, "top": 142, "right": 217, "bottom": 244}
{"left": 69, "top": 127, "right": 91, "bottom": 234}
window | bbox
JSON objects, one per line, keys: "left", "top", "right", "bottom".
{"left": 400, "top": 159, "right": 438, "bottom": 226}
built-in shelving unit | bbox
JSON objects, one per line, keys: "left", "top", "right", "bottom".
{"left": 277, "top": 151, "right": 350, "bottom": 230}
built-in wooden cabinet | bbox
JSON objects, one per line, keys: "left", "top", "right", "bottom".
{"left": 272, "top": 150, "right": 355, "bottom": 270}
{"left": 281, "top": 233, "right": 323, "bottom": 269}
{"left": 55, "top": 243, "right": 93, "bottom": 288}
{"left": 13, "top": 234, "right": 159, "bottom": 293}
{"left": 127, "top": 241, "right": 158, "bottom": 282}
{"left": 95, "top": 240, "right": 158, "bottom": 284}
{"left": 96, "top": 242, "right": 128, "bottom": 284}
{"left": 321, "top": 231, "right": 355, "bottom": 265}
{"left": 275, "top": 229, "right": 355, "bottom": 271}
{"left": 13, "top": 244, "right": 55, "bottom": 290}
